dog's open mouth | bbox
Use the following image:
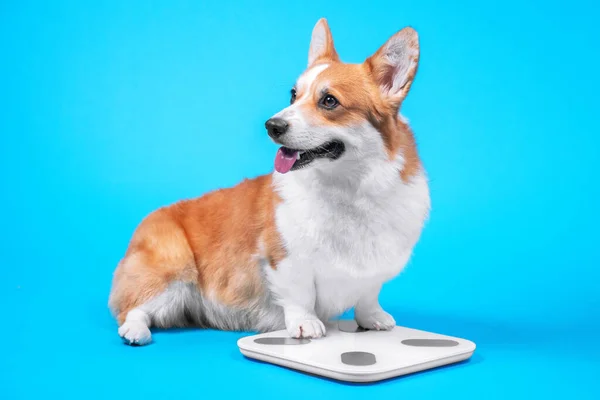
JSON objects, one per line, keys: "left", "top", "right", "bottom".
{"left": 274, "top": 140, "right": 345, "bottom": 174}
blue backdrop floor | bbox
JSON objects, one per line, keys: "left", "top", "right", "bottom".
{"left": 4, "top": 293, "right": 599, "bottom": 399}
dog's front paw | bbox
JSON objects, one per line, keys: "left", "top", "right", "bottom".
{"left": 355, "top": 310, "right": 396, "bottom": 331}
{"left": 286, "top": 318, "right": 326, "bottom": 339}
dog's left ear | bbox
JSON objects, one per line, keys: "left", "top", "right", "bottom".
{"left": 366, "top": 27, "right": 419, "bottom": 109}
{"left": 308, "top": 18, "right": 339, "bottom": 66}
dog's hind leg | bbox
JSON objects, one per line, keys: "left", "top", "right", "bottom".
{"left": 117, "top": 281, "right": 203, "bottom": 345}
{"left": 108, "top": 208, "right": 198, "bottom": 346}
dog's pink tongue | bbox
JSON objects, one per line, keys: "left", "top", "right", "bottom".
{"left": 274, "top": 148, "right": 298, "bottom": 174}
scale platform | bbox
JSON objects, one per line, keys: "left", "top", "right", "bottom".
{"left": 237, "top": 319, "right": 476, "bottom": 383}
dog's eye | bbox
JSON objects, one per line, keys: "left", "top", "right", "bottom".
{"left": 320, "top": 94, "right": 339, "bottom": 110}
{"left": 290, "top": 88, "right": 297, "bottom": 104}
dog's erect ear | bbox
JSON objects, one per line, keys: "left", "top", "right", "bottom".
{"left": 366, "top": 27, "right": 419, "bottom": 108}
{"left": 308, "top": 18, "right": 339, "bottom": 66}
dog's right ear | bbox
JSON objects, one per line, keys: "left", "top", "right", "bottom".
{"left": 308, "top": 18, "right": 339, "bottom": 66}
{"left": 365, "top": 27, "right": 420, "bottom": 110}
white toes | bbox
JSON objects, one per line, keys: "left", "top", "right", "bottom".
{"left": 287, "top": 318, "right": 326, "bottom": 339}
{"left": 118, "top": 321, "right": 152, "bottom": 346}
{"left": 356, "top": 310, "right": 396, "bottom": 331}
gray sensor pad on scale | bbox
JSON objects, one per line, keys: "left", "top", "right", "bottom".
{"left": 341, "top": 351, "right": 377, "bottom": 366}
{"left": 338, "top": 320, "right": 369, "bottom": 333}
{"left": 401, "top": 339, "right": 459, "bottom": 347}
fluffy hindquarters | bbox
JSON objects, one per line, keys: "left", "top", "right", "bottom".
{"left": 108, "top": 175, "right": 287, "bottom": 344}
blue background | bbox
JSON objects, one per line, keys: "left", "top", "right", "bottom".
{"left": 1, "top": 0, "right": 599, "bottom": 398}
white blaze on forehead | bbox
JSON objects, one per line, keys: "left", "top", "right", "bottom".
{"left": 271, "top": 64, "right": 329, "bottom": 121}
{"left": 296, "top": 64, "right": 329, "bottom": 97}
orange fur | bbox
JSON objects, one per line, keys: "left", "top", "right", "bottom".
{"left": 109, "top": 175, "right": 284, "bottom": 325}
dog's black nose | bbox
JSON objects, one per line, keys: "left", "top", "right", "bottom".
{"left": 265, "top": 118, "right": 289, "bottom": 138}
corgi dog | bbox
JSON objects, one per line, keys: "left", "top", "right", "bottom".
{"left": 109, "top": 18, "right": 430, "bottom": 345}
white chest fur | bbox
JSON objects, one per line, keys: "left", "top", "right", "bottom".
{"left": 269, "top": 157, "right": 430, "bottom": 321}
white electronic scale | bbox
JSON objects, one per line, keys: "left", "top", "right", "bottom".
{"left": 237, "top": 319, "right": 476, "bottom": 383}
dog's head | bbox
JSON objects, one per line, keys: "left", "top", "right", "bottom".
{"left": 267, "top": 18, "right": 420, "bottom": 176}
